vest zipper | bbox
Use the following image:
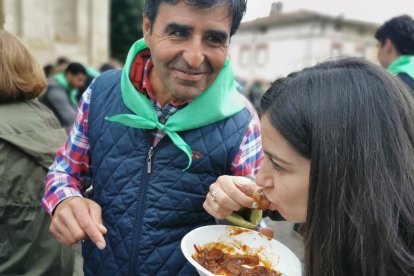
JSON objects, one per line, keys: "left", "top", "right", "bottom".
{"left": 129, "top": 141, "right": 153, "bottom": 275}
{"left": 147, "top": 146, "right": 154, "bottom": 174}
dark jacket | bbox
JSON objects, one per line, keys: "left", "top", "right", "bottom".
{"left": 0, "top": 99, "right": 73, "bottom": 275}
{"left": 82, "top": 70, "right": 252, "bottom": 275}
{"left": 397, "top": 73, "right": 414, "bottom": 92}
{"left": 39, "top": 77, "right": 76, "bottom": 127}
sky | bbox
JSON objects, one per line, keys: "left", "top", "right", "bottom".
{"left": 243, "top": 0, "right": 414, "bottom": 24}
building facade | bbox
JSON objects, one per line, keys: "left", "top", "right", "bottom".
{"left": 230, "top": 8, "right": 379, "bottom": 84}
{"left": 0, "top": 0, "right": 109, "bottom": 68}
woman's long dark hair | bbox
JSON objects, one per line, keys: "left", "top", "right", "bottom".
{"left": 260, "top": 58, "right": 414, "bottom": 276}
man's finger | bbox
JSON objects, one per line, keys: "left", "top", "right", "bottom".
{"left": 88, "top": 200, "right": 108, "bottom": 234}
{"left": 73, "top": 203, "right": 106, "bottom": 250}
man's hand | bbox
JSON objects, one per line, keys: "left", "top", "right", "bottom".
{"left": 50, "top": 197, "right": 107, "bottom": 250}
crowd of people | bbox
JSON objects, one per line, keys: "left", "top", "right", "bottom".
{"left": 1, "top": 1, "right": 414, "bottom": 275}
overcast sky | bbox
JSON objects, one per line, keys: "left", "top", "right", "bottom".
{"left": 244, "top": 0, "right": 414, "bottom": 24}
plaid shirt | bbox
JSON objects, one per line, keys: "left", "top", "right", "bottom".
{"left": 42, "top": 58, "right": 263, "bottom": 214}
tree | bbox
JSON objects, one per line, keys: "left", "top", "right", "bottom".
{"left": 110, "top": 0, "right": 144, "bottom": 63}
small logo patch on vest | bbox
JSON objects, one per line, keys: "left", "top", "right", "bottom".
{"left": 192, "top": 151, "right": 203, "bottom": 160}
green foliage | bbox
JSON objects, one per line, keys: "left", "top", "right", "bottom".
{"left": 110, "top": 0, "right": 144, "bottom": 63}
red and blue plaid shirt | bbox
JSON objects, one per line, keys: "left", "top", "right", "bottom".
{"left": 42, "top": 54, "right": 263, "bottom": 214}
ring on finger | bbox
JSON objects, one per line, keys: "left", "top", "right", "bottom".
{"left": 210, "top": 188, "right": 222, "bottom": 202}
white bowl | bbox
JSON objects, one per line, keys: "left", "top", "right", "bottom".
{"left": 181, "top": 225, "right": 302, "bottom": 276}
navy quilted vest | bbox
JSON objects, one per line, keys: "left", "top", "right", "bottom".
{"left": 82, "top": 70, "right": 251, "bottom": 275}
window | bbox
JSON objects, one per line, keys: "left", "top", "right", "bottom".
{"left": 239, "top": 45, "right": 250, "bottom": 66}
{"left": 255, "top": 44, "right": 269, "bottom": 66}
{"left": 355, "top": 45, "right": 366, "bottom": 57}
{"left": 330, "top": 41, "right": 343, "bottom": 57}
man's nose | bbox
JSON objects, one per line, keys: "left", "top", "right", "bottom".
{"left": 182, "top": 37, "right": 205, "bottom": 68}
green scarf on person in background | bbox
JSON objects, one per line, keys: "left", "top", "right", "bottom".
{"left": 106, "top": 38, "right": 245, "bottom": 170}
{"left": 54, "top": 72, "right": 79, "bottom": 108}
{"left": 388, "top": 55, "right": 414, "bottom": 80}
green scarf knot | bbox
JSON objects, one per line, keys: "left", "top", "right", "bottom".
{"left": 388, "top": 55, "right": 414, "bottom": 80}
{"left": 105, "top": 38, "right": 245, "bottom": 170}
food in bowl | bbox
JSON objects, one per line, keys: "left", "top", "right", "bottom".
{"left": 192, "top": 242, "right": 282, "bottom": 275}
{"left": 181, "top": 225, "right": 303, "bottom": 276}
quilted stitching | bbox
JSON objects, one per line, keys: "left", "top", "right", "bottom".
{"left": 83, "top": 70, "right": 251, "bottom": 275}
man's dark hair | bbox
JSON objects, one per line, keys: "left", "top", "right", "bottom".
{"left": 375, "top": 15, "right": 414, "bottom": 55}
{"left": 65, "top": 62, "right": 87, "bottom": 75}
{"left": 56, "top": 56, "right": 70, "bottom": 66}
{"left": 143, "top": 0, "right": 246, "bottom": 37}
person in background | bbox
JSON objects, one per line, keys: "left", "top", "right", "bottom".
{"left": 247, "top": 79, "right": 268, "bottom": 113}
{"left": 0, "top": 29, "right": 74, "bottom": 275}
{"left": 53, "top": 56, "right": 70, "bottom": 74}
{"left": 43, "top": 63, "right": 55, "bottom": 78}
{"left": 77, "top": 67, "right": 101, "bottom": 104}
{"left": 39, "top": 62, "right": 87, "bottom": 133}
{"left": 204, "top": 57, "right": 414, "bottom": 275}
{"left": 99, "top": 62, "right": 118, "bottom": 73}
{"left": 43, "top": 0, "right": 263, "bottom": 275}
{"left": 375, "top": 15, "right": 414, "bottom": 91}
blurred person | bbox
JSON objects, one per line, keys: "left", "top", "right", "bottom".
{"left": 99, "top": 62, "right": 117, "bottom": 72}
{"left": 375, "top": 15, "right": 414, "bottom": 91}
{"left": 0, "top": 29, "right": 74, "bottom": 275}
{"left": 42, "top": 0, "right": 264, "bottom": 275}
{"left": 77, "top": 67, "right": 101, "bottom": 104}
{"left": 43, "top": 63, "right": 55, "bottom": 78}
{"left": 53, "top": 56, "right": 70, "bottom": 74}
{"left": 39, "top": 62, "right": 87, "bottom": 133}
{"left": 247, "top": 79, "right": 267, "bottom": 113}
{"left": 204, "top": 57, "right": 414, "bottom": 275}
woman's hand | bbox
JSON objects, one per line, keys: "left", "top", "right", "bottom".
{"left": 203, "top": 176, "right": 260, "bottom": 219}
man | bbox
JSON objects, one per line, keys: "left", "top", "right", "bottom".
{"left": 375, "top": 15, "right": 414, "bottom": 91}
{"left": 43, "top": 0, "right": 262, "bottom": 274}
{"left": 40, "top": 62, "right": 87, "bottom": 132}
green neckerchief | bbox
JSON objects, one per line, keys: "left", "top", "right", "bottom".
{"left": 54, "top": 72, "right": 79, "bottom": 108}
{"left": 388, "top": 55, "right": 414, "bottom": 80}
{"left": 106, "top": 38, "right": 245, "bottom": 170}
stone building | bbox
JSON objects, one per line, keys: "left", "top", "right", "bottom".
{"left": 0, "top": 0, "right": 109, "bottom": 68}
{"left": 230, "top": 5, "right": 379, "bottom": 84}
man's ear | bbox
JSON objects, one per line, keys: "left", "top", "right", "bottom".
{"left": 384, "top": 38, "right": 395, "bottom": 54}
{"left": 143, "top": 16, "right": 152, "bottom": 44}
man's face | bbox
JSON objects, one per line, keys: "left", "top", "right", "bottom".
{"left": 376, "top": 39, "right": 394, "bottom": 68}
{"left": 67, "top": 72, "right": 87, "bottom": 89}
{"left": 143, "top": 1, "right": 232, "bottom": 102}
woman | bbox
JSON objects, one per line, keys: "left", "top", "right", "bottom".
{"left": 204, "top": 58, "right": 414, "bottom": 275}
{"left": 0, "top": 30, "right": 74, "bottom": 275}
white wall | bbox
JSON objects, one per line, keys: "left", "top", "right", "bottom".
{"left": 1, "top": 0, "right": 109, "bottom": 68}
{"left": 229, "top": 19, "right": 378, "bottom": 84}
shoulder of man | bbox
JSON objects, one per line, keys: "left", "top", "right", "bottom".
{"left": 397, "top": 73, "right": 414, "bottom": 92}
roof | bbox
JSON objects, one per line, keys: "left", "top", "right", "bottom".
{"left": 240, "top": 9, "right": 379, "bottom": 32}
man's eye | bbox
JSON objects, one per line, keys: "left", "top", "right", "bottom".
{"left": 171, "top": 30, "right": 186, "bottom": 37}
{"left": 206, "top": 36, "right": 225, "bottom": 45}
